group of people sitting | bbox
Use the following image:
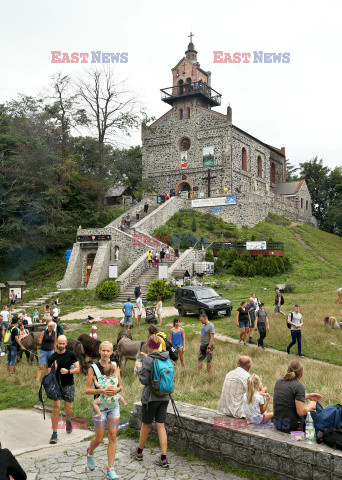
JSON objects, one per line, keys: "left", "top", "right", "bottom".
{"left": 218, "top": 356, "right": 322, "bottom": 433}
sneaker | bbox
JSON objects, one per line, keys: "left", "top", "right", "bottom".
{"left": 262, "top": 346, "right": 266, "bottom": 350}
{"left": 49, "top": 432, "right": 58, "bottom": 444}
{"left": 86, "top": 447, "right": 95, "bottom": 471}
{"left": 249, "top": 339, "right": 255, "bottom": 344}
{"left": 66, "top": 419, "right": 72, "bottom": 434}
{"left": 155, "top": 457, "right": 170, "bottom": 468}
{"left": 257, "top": 339, "right": 260, "bottom": 347}
{"left": 286, "top": 346, "right": 290, "bottom": 354}
{"left": 106, "top": 467, "right": 119, "bottom": 480}
{"left": 130, "top": 445, "right": 143, "bottom": 461}
{"left": 299, "top": 354, "right": 305, "bottom": 358}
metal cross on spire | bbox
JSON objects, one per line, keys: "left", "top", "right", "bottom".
{"left": 188, "top": 32, "right": 194, "bottom": 43}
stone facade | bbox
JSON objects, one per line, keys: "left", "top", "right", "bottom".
{"left": 142, "top": 39, "right": 317, "bottom": 229}
{"left": 169, "top": 247, "right": 206, "bottom": 277}
{"left": 130, "top": 401, "right": 342, "bottom": 480}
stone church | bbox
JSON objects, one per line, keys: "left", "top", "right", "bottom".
{"left": 142, "top": 35, "right": 317, "bottom": 227}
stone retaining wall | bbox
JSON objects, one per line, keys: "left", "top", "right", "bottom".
{"left": 169, "top": 248, "right": 206, "bottom": 277}
{"left": 133, "top": 196, "right": 189, "bottom": 235}
{"left": 129, "top": 402, "right": 342, "bottom": 480}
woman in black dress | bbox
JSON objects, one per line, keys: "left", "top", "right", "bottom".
{"left": 236, "top": 301, "right": 251, "bottom": 346}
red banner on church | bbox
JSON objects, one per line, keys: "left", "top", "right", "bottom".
{"left": 181, "top": 151, "right": 187, "bottom": 169}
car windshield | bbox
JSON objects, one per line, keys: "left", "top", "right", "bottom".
{"left": 195, "top": 288, "right": 220, "bottom": 300}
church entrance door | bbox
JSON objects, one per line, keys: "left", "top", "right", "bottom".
{"left": 86, "top": 253, "right": 96, "bottom": 286}
{"left": 176, "top": 180, "right": 193, "bottom": 196}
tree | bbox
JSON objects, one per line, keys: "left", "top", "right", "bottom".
{"left": 299, "top": 157, "right": 330, "bottom": 228}
{"left": 285, "top": 159, "right": 299, "bottom": 181}
{"left": 75, "top": 68, "right": 141, "bottom": 206}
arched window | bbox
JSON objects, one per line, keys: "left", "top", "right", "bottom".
{"left": 178, "top": 79, "right": 184, "bottom": 95}
{"left": 242, "top": 147, "right": 247, "bottom": 171}
{"left": 257, "top": 156, "right": 263, "bottom": 178}
{"left": 179, "top": 137, "right": 191, "bottom": 151}
{"left": 271, "top": 163, "right": 276, "bottom": 183}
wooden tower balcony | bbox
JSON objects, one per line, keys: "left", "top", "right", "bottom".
{"left": 161, "top": 81, "right": 222, "bottom": 107}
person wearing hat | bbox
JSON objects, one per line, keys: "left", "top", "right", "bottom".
{"left": 273, "top": 287, "right": 285, "bottom": 317}
{"left": 90, "top": 326, "right": 98, "bottom": 339}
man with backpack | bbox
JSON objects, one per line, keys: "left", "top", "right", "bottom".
{"left": 286, "top": 304, "right": 304, "bottom": 357}
{"left": 5, "top": 315, "right": 26, "bottom": 375}
{"left": 47, "top": 335, "right": 79, "bottom": 444}
{"left": 130, "top": 334, "right": 172, "bottom": 468}
{"left": 274, "top": 287, "right": 285, "bottom": 317}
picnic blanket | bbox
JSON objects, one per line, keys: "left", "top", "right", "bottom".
{"left": 98, "top": 318, "right": 121, "bottom": 324}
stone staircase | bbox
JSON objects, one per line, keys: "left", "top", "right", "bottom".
{"left": 122, "top": 205, "right": 158, "bottom": 233}
{"left": 116, "top": 255, "right": 175, "bottom": 302}
{"left": 18, "top": 291, "right": 60, "bottom": 311}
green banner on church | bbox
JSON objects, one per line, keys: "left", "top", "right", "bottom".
{"left": 203, "top": 146, "right": 214, "bottom": 166}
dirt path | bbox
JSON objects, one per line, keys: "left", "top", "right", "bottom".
{"left": 290, "top": 226, "right": 337, "bottom": 268}
{"left": 214, "top": 332, "right": 342, "bottom": 368}
{"left": 60, "top": 305, "right": 179, "bottom": 321}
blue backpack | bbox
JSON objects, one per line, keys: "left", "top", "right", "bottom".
{"left": 152, "top": 358, "right": 174, "bottom": 396}
{"left": 315, "top": 403, "right": 342, "bottom": 436}
{"left": 38, "top": 361, "right": 62, "bottom": 419}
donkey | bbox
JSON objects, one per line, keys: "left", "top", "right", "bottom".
{"left": 66, "top": 337, "right": 89, "bottom": 375}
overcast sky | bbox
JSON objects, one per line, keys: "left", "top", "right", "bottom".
{"left": 1, "top": 0, "right": 341, "bottom": 170}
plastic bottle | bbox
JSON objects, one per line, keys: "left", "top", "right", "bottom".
{"left": 305, "top": 412, "right": 315, "bottom": 444}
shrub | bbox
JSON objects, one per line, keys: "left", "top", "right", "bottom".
{"left": 247, "top": 264, "right": 257, "bottom": 277}
{"left": 240, "top": 251, "right": 253, "bottom": 263}
{"left": 231, "top": 260, "right": 247, "bottom": 276}
{"left": 205, "top": 250, "right": 215, "bottom": 262}
{"left": 191, "top": 217, "right": 197, "bottom": 232}
{"left": 282, "top": 255, "right": 292, "bottom": 272}
{"left": 285, "top": 281, "right": 296, "bottom": 293}
{"left": 254, "top": 255, "right": 265, "bottom": 274}
{"left": 275, "top": 256, "right": 285, "bottom": 274}
{"left": 261, "top": 257, "right": 279, "bottom": 277}
{"left": 226, "top": 249, "right": 239, "bottom": 267}
{"left": 96, "top": 280, "right": 119, "bottom": 300}
{"left": 146, "top": 279, "right": 174, "bottom": 301}
{"left": 207, "top": 218, "right": 214, "bottom": 231}
{"left": 251, "top": 235, "right": 256, "bottom": 241}
{"left": 176, "top": 214, "right": 183, "bottom": 228}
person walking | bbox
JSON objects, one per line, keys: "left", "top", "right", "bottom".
{"left": 47, "top": 335, "right": 79, "bottom": 444}
{"left": 274, "top": 287, "right": 285, "bottom": 317}
{"left": 126, "top": 214, "right": 131, "bottom": 228}
{"left": 130, "top": 334, "right": 171, "bottom": 468}
{"left": 136, "top": 207, "right": 141, "bottom": 221}
{"left": 246, "top": 298, "right": 257, "bottom": 344}
{"left": 159, "top": 249, "right": 165, "bottom": 265}
{"left": 136, "top": 292, "right": 144, "bottom": 326}
{"left": 286, "top": 304, "right": 304, "bottom": 357}
{"left": 170, "top": 318, "right": 185, "bottom": 368}
{"left": 165, "top": 247, "right": 170, "bottom": 262}
{"left": 134, "top": 283, "right": 142, "bottom": 300}
{"left": 147, "top": 250, "right": 153, "bottom": 268}
{"left": 36, "top": 321, "right": 57, "bottom": 382}
{"left": 143, "top": 202, "right": 149, "bottom": 217}
{"left": 6, "top": 316, "right": 26, "bottom": 375}
{"left": 198, "top": 314, "right": 215, "bottom": 373}
{"left": 255, "top": 303, "right": 269, "bottom": 350}
{"left": 156, "top": 297, "right": 163, "bottom": 325}
{"left": 236, "top": 301, "right": 250, "bottom": 346}
{"left": 85, "top": 341, "right": 122, "bottom": 479}
{"left": 154, "top": 251, "right": 159, "bottom": 268}
{"left": 122, "top": 298, "right": 135, "bottom": 330}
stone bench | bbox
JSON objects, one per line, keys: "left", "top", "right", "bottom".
{"left": 129, "top": 401, "right": 342, "bottom": 480}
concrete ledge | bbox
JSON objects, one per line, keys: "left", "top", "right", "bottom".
{"left": 129, "top": 401, "right": 342, "bottom": 480}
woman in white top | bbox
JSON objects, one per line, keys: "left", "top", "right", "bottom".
{"left": 243, "top": 374, "right": 274, "bottom": 424}
{"left": 156, "top": 296, "right": 163, "bottom": 326}
{"left": 136, "top": 293, "right": 144, "bottom": 326}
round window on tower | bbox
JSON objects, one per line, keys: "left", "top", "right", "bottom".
{"left": 179, "top": 137, "right": 191, "bottom": 151}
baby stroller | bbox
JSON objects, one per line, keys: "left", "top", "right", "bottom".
{"left": 145, "top": 304, "right": 157, "bottom": 324}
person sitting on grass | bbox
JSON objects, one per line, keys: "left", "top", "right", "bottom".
{"left": 324, "top": 313, "right": 342, "bottom": 328}
{"left": 336, "top": 287, "right": 342, "bottom": 303}
{"left": 243, "top": 374, "right": 274, "bottom": 425}
{"left": 93, "top": 363, "right": 127, "bottom": 417}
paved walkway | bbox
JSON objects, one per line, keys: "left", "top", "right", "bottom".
{"left": 60, "top": 306, "right": 178, "bottom": 321}
{"left": 20, "top": 438, "right": 243, "bottom": 480}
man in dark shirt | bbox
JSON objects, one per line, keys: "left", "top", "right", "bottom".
{"left": 47, "top": 334, "right": 79, "bottom": 444}
{"left": 6, "top": 316, "right": 25, "bottom": 375}
{"left": 274, "top": 287, "right": 285, "bottom": 317}
{"left": 160, "top": 249, "right": 166, "bottom": 264}
{"left": 246, "top": 298, "right": 257, "bottom": 344}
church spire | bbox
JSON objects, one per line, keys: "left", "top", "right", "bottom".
{"left": 185, "top": 32, "right": 198, "bottom": 62}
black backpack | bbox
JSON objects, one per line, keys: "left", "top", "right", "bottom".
{"left": 157, "top": 333, "right": 178, "bottom": 362}
{"left": 38, "top": 361, "right": 62, "bottom": 419}
{"left": 320, "top": 426, "right": 342, "bottom": 449}
{"left": 280, "top": 294, "right": 285, "bottom": 305}
{"left": 287, "top": 312, "right": 293, "bottom": 329}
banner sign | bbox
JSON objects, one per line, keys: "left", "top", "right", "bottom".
{"left": 246, "top": 241, "right": 267, "bottom": 250}
{"left": 203, "top": 146, "right": 214, "bottom": 166}
{"left": 209, "top": 206, "right": 223, "bottom": 212}
{"left": 181, "top": 151, "right": 187, "bottom": 169}
{"left": 192, "top": 196, "right": 237, "bottom": 208}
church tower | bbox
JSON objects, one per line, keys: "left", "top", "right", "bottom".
{"left": 161, "top": 33, "right": 222, "bottom": 110}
